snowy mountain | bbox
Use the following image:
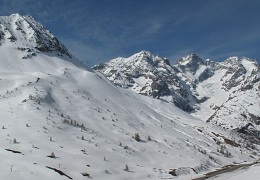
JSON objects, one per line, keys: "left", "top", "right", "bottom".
{"left": 205, "top": 57, "right": 260, "bottom": 128}
{"left": 93, "top": 51, "right": 197, "bottom": 112}
{"left": 94, "top": 52, "right": 260, "bottom": 130}
{"left": 0, "top": 14, "right": 260, "bottom": 180}
{"left": 0, "top": 13, "right": 87, "bottom": 72}
{"left": 0, "top": 13, "right": 69, "bottom": 56}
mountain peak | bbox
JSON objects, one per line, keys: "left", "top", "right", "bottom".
{"left": 119, "top": 50, "right": 169, "bottom": 66}
{"left": 224, "top": 56, "right": 241, "bottom": 64}
{"left": 176, "top": 53, "right": 205, "bottom": 75}
{"left": 136, "top": 50, "right": 152, "bottom": 56}
{"left": 0, "top": 14, "right": 71, "bottom": 58}
{"left": 94, "top": 51, "right": 195, "bottom": 111}
{"left": 8, "top": 13, "right": 25, "bottom": 19}
{"left": 177, "top": 53, "right": 204, "bottom": 66}
{"left": 221, "top": 56, "right": 258, "bottom": 69}
{"left": 0, "top": 14, "right": 88, "bottom": 72}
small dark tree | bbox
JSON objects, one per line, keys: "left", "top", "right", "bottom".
{"left": 124, "top": 164, "right": 129, "bottom": 171}
{"left": 134, "top": 133, "right": 140, "bottom": 142}
{"left": 48, "top": 152, "right": 56, "bottom": 159}
{"left": 81, "top": 123, "right": 85, "bottom": 129}
{"left": 81, "top": 172, "right": 90, "bottom": 177}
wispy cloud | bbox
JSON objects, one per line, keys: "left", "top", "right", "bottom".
{"left": 1, "top": 0, "right": 259, "bottom": 64}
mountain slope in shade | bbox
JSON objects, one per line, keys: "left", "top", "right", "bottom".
{"left": 95, "top": 52, "right": 260, "bottom": 129}
{"left": 0, "top": 14, "right": 259, "bottom": 180}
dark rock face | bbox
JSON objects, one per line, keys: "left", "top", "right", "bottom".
{"left": 222, "top": 65, "right": 247, "bottom": 90}
{"left": 24, "top": 16, "right": 71, "bottom": 58}
{"left": 198, "top": 68, "right": 214, "bottom": 82}
{"left": 173, "top": 97, "right": 194, "bottom": 112}
{"left": 237, "top": 123, "right": 260, "bottom": 144}
{"left": 177, "top": 53, "right": 205, "bottom": 74}
{"left": 151, "top": 80, "right": 170, "bottom": 98}
{"left": 0, "top": 31, "right": 4, "bottom": 41}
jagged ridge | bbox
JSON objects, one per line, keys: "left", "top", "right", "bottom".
{"left": 0, "top": 13, "right": 71, "bottom": 57}
{"left": 95, "top": 51, "right": 260, "bottom": 129}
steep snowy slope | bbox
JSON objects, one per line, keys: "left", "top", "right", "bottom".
{"left": 207, "top": 60, "right": 260, "bottom": 128}
{"left": 0, "top": 14, "right": 259, "bottom": 180}
{"left": 194, "top": 57, "right": 260, "bottom": 128}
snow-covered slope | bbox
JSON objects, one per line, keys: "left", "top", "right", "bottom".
{"left": 0, "top": 14, "right": 259, "bottom": 180}
{"left": 195, "top": 57, "right": 260, "bottom": 128}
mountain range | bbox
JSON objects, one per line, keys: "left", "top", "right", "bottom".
{"left": 0, "top": 14, "right": 260, "bottom": 180}
{"left": 94, "top": 51, "right": 260, "bottom": 129}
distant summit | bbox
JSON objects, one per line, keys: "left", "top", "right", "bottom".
{"left": 177, "top": 53, "right": 205, "bottom": 74}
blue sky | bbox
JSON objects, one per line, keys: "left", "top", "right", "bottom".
{"left": 1, "top": 0, "right": 260, "bottom": 66}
